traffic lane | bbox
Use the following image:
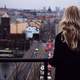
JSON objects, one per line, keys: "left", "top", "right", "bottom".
{"left": 7, "top": 40, "right": 46, "bottom": 80}
{"left": 14, "top": 41, "right": 42, "bottom": 80}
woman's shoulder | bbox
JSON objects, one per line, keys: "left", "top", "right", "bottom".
{"left": 55, "top": 32, "right": 67, "bottom": 47}
{"left": 55, "top": 32, "right": 62, "bottom": 41}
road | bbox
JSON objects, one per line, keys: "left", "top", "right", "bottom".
{"left": 6, "top": 40, "right": 46, "bottom": 80}
{"left": 0, "top": 40, "right": 54, "bottom": 80}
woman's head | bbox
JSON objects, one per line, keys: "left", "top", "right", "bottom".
{"left": 59, "top": 5, "right": 80, "bottom": 49}
{"left": 64, "top": 6, "right": 80, "bottom": 22}
{"left": 60, "top": 6, "right": 80, "bottom": 29}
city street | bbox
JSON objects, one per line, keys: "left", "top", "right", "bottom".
{"left": 0, "top": 40, "right": 55, "bottom": 80}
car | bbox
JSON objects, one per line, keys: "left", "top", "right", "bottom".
{"left": 48, "top": 51, "right": 53, "bottom": 58}
{"left": 33, "top": 48, "right": 39, "bottom": 55}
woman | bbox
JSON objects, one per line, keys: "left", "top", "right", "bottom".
{"left": 49, "top": 6, "right": 80, "bottom": 80}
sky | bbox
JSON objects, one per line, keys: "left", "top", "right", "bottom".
{"left": 0, "top": 0, "right": 80, "bottom": 10}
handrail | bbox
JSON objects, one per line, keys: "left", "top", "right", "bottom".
{"left": 0, "top": 58, "right": 50, "bottom": 80}
{"left": 0, "top": 58, "right": 49, "bottom": 62}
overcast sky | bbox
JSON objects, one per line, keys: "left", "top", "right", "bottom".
{"left": 0, "top": 0, "right": 80, "bottom": 10}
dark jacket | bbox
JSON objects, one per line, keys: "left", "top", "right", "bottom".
{"left": 49, "top": 32, "right": 80, "bottom": 80}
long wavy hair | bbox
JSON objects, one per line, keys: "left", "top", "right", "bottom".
{"left": 59, "top": 6, "right": 80, "bottom": 49}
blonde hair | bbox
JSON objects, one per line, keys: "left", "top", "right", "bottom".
{"left": 59, "top": 6, "right": 80, "bottom": 49}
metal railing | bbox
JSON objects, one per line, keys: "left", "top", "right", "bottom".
{"left": 0, "top": 58, "right": 50, "bottom": 80}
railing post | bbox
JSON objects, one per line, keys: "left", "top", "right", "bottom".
{"left": 16, "top": 62, "right": 17, "bottom": 80}
{"left": 44, "top": 62, "right": 48, "bottom": 80}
